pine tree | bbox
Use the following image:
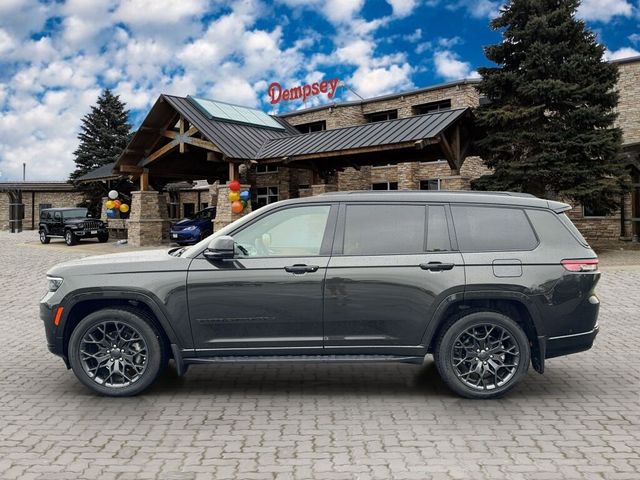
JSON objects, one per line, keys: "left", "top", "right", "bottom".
{"left": 70, "top": 89, "right": 133, "bottom": 215}
{"left": 472, "top": 0, "right": 626, "bottom": 213}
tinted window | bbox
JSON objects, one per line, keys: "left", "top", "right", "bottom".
{"left": 452, "top": 206, "right": 537, "bottom": 252}
{"left": 234, "top": 205, "right": 331, "bottom": 257}
{"left": 343, "top": 204, "right": 426, "bottom": 255}
{"left": 426, "top": 205, "right": 451, "bottom": 252}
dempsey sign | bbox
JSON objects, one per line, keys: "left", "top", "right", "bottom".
{"left": 268, "top": 78, "right": 340, "bottom": 105}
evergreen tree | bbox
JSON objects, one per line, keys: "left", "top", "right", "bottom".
{"left": 472, "top": 0, "right": 626, "bottom": 212}
{"left": 70, "top": 89, "right": 133, "bottom": 215}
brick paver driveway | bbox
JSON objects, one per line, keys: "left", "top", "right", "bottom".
{"left": 1, "top": 231, "right": 639, "bottom": 480}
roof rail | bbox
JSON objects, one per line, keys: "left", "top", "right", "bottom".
{"left": 320, "top": 190, "right": 538, "bottom": 198}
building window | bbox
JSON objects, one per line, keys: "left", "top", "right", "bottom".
{"left": 256, "top": 186, "right": 279, "bottom": 207}
{"left": 371, "top": 182, "right": 398, "bottom": 191}
{"left": 200, "top": 202, "right": 209, "bottom": 210}
{"left": 413, "top": 99, "right": 452, "bottom": 115}
{"left": 295, "top": 121, "right": 326, "bottom": 133}
{"left": 366, "top": 110, "right": 398, "bottom": 123}
{"left": 420, "top": 179, "right": 441, "bottom": 190}
{"left": 39, "top": 203, "right": 52, "bottom": 212}
{"left": 583, "top": 200, "right": 609, "bottom": 218}
{"left": 256, "top": 164, "right": 279, "bottom": 174}
{"left": 183, "top": 203, "right": 196, "bottom": 218}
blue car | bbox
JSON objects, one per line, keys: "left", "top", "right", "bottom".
{"left": 169, "top": 207, "right": 216, "bottom": 245}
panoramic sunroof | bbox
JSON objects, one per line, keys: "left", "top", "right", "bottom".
{"left": 188, "top": 96, "right": 285, "bottom": 130}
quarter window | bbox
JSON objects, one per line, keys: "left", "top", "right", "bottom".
{"left": 234, "top": 205, "right": 331, "bottom": 257}
{"left": 343, "top": 204, "right": 426, "bottom": 255}
{"left": 452, "top": 206, "right": 538, "bottom": 252}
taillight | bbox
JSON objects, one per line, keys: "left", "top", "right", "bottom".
{"left": 561, "top": 259, "right": 598, "bottom": 272}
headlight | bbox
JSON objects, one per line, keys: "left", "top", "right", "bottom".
{"left": 183, "top": 226, "right": 197, "bottom": 231}
{"left": 47, "top": 276, "right": 64, "bottom": 292}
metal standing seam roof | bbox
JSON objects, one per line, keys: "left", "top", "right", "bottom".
{"left": 76, "top": 162, "right": 118, "bottom": 182}
{"left": 255, "top": 108, "right": 469, "bottom": 159}
{"left": 161, "top": 95, "right": 300, "bottom": 160}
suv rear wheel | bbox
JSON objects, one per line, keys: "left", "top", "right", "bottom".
{"left": 64, "top": 230, "right": 77, "bottom": 246}
{"left": 434, "top": 310, "right": 530, "bottom": 399}
{"left": 39, "top": 229, "right": 50, "bottom": 244}
{"left": 68, "top": 308, "right": 167, "bottom": 396}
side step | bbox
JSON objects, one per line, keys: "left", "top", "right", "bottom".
{"left": 184, "top": 354, "right": 425, "bottom": 365}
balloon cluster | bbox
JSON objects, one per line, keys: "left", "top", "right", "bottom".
{"left": 228, "top": 180, "right": 250, "bottom": 214}
{"left": 105, "top": 190, "right": 130, "bottom": 218}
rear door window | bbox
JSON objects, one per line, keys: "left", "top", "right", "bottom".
{"left": 451, "top": 205, "right": 538, "bottom": 252}
{"left": 343, "top": 204, "right": 426, "bottom": 255}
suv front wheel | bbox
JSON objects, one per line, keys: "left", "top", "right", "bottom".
{"left": 68, "top": 308, "right": 167, "bottom": 396}
{"left": 434, "top": 311, "right": 530, "bottom": 399}
{"left": 64, "top": 230, "right": 77, "bottom": 246}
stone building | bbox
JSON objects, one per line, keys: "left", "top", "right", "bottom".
{"left": 0, "top": 182, "right": 83, "bottom": 231}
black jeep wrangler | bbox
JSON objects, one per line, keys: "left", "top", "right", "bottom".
{"left": 39, "top": 207, "right": 109, "bottom": 246}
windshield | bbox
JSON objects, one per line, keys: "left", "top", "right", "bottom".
{"left": 62, "top": 208, "right": 88, "bottom": 219}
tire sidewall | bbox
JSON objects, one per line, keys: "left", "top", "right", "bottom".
{"left": 64, "top": 230, "right": 76, "bottom": 246}
{"left": 435, "top": 311, "right": 530, "bottom": 399}
{"left": 68, "top": 309, "right": 163, "bottom": 397}
{"left": 39, "top": 230, "right": 49, "bottom": 244}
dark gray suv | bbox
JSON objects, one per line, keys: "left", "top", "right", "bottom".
{"left": 40, "top": 191, "right": 600, "bottom": 399}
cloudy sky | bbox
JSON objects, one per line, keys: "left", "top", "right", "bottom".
{"left": 0, "top": 0, "right": 639, "bottom": 181}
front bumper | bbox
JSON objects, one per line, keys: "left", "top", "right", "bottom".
{"left": 71, "top": 228, "right": 107, "bottom": 237}
{"left": 170, "top": 229, "right": 200, "bottom": 243}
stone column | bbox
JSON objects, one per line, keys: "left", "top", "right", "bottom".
{"left": 397, "top": 162, "right": 419, "bottom": 190}
{"left": 100, "top": 197, "right": 108, "bottom": 221}
{"left": 213, "top": 183, "right": 253, "bottom": 232}
{"left": 310, "top": 184, "right": 338, "bottom": 196}
{"left": 126, "top": 190, "right": 170, "bottom": 247}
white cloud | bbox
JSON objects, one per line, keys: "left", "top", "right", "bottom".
{"left": 0, "top": 28, "right": 15, "bottom": 55}
{"left": 278, "top": 0, "right": 364, "bottom": 24}
{"left": 386, "top": 0, "right": 417, "bottom": 17}
{"left": 577, "top": 0, "right": 633, "bottom": 23}
{"left": 433, "top": 50, "right": 477, "bottom": 80}
{"left": 444, "top": 0, "right": 501, "bottom": 19}
{"left": 114, "top": 0, "right": 207, "bottom": 26}
{"left": 350, "top": 63, "right": 413, "bottom": 97}
{"left": 604, "top": 46, "right": 640, "bottom": 60}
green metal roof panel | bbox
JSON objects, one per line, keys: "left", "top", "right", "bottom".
{"left": 188, "top": 96, "right": 285, "bottom": 131}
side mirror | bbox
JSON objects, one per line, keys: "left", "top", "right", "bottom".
{"left": 203, "top": 235, "right": 235, "bottom": 260}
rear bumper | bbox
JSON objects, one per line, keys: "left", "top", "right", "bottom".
{"left": 545, "top": 324, "right": 599, "bottom": 359}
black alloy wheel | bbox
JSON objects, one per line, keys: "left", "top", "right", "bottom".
{"left": 65, "top": 230, "right": 77, "bottom": 246}
{"left": 435, "top": 311, "right": 530, "bottom": 399}
{"left": 68, "top": 308, "right": 167, "bottom": 396}
{"left": 39, "top": 230, "right": 50, "bottom": 244}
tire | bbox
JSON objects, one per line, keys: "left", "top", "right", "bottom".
{"left": 97, "top": 232, "right": 109, "bottom": 243}
{"left": 64, "top": 230, "right": 77, "bottom": 246}
{"left": 434, "top": 310, "right": 530, "bottom": 399}
{"left": 39, "top": 230, "right": 50, "bottom": 244}
{"left": 68, "top": 307, "right": 167, "bottom": 397}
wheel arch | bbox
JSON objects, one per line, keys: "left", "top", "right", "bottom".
{"left": 60, "top": 289, "right": 181, "bottom": 360}
{"left": 423, "top": 292, "right": 545, "bottom": 373}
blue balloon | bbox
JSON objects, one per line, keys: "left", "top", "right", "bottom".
{"left": 106, "top": 208, "right": 117, "bottom": 218}
{"left": 240, "top": 190, "right": 250, "bottom": 201}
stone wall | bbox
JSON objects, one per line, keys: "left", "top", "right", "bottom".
{"left": 0, "top": 190, "right": 82, "bottom": 231}
{"left": 127, "top": 191, "right": 171, "bottom": 247}
{"left": 616, "top": 58, "right": 640, "bottom": 146}
{"left": 214, "top": 183, "right": 253, "bottom": 231}
{"left": 283, "top": 82, "right": 480, "bottom": 130}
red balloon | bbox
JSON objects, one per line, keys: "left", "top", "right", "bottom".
{"left": 231, "top": 201, "right": 244, "bottom": 214}
{"left": 229, "top": 180, "right": 241, "bottom": 192}
{"left": 113, "top": 200, "right": 122, "bottom": 209}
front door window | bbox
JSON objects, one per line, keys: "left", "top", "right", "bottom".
{"left": 233, "top": 205, "right": 331, "bottom": 257}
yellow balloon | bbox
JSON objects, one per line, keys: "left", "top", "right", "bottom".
{"left": 228, "top": 191, "right": 240, "bottom": 202}
{"left": 119, "top": 204, "right": 129, "bottom": 213}
{"left": 105, "top": 200, "right": 115, "bottom": 209}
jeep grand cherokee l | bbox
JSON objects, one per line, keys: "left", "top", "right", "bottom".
{"left": 40, "top": 191, "right": 600, "bottom": 399}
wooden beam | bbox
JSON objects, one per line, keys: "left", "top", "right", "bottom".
{"left": 179, "top": 116, "right": 185, "bottom": 154}
{"left": 118, "top": 164, "right": 143, "bottom": 174}
{"left": 140, "top": 168, "right": 149, "bottom": 191}
{"left": 182, "top": 136, "right": 222, "bottom": 153}
{"left": 139, "top": 139, "right": 179, "bottom": 167}
{"left": 228, "top": 163, "right": 239, "bottom": 181}
{"left": 438, "top": 133, "right": 458, "bottom": 171}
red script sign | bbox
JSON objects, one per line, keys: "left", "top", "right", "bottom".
{"left": 268, "top": 79, "right": 340, "bottom": 105}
